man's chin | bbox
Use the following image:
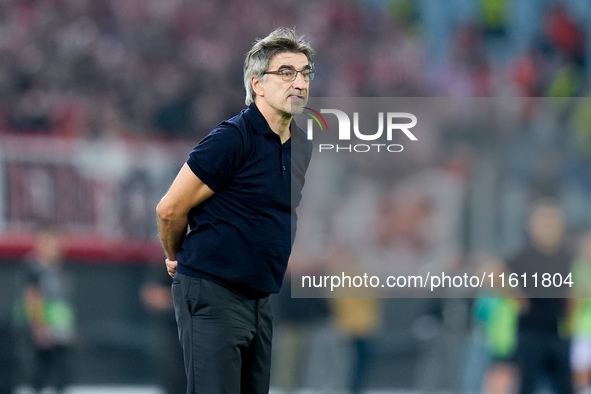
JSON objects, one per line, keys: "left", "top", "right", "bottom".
{"left": 288, "top": 97, "right": 307, "bottom": 115}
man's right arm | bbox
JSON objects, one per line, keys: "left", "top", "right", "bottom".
{"left": 156, "top": 163, "right": 215, "bottom": 276}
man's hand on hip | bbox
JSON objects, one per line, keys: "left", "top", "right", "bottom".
{"left": 165, "top": 258, "right": 178, "bottom": 277}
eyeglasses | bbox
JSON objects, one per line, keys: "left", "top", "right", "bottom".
{"left": 263, "top": 67, "right": 315, "bottom": 82}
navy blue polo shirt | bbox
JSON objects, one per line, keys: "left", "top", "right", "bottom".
{"left": 176, "top": 103, "right": 313, "bottom": 297}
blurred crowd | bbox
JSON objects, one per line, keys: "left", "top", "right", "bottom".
{"left": 0, "top": 0, "right": 588, "bottom": 140}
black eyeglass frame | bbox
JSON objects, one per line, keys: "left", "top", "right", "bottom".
{"left": 263, "top": 67, "right": 315, "bottom": 82}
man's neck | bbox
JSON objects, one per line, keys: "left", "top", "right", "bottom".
{"left": 254, "top": 102, "right": 291, "bottom": 143}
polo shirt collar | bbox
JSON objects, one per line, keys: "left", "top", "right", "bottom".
{"left": 246, "top": 103, "right": 308, "bottom": 145}
{"left": 246, "top": 103, "right": 275, "bottom": 135}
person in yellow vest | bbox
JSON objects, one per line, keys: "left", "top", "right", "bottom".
{"left": 332, "top": 296, "right": 381, "bottom": 394}
{"left": 330, "top": 247, "right": 381, "bottom": 394}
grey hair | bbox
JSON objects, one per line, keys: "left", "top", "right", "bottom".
{"left": 243, "top": 27, "right": 314, "bottom": 105}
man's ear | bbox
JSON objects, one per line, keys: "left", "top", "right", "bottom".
{"left": 251, "top": 75, "right": 264, "bottom": 97}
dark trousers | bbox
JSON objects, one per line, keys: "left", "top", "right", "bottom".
{"left": 32, "top": 344, "right": 69, "bottom": 393}
{"left": 350, "top": 337, "right": 373, "bottom": 394}
{"left": 516, "top": 330, "right": 573, "bottom": 394}
{"left": 172, "top": 274, "right": 273, "bottom": 394}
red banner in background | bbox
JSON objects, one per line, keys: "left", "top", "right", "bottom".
{"left": 0, "top": 133, "right": 190, "bottom": 263}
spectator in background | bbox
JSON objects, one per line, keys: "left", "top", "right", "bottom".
{"left": 505, "top": 201, "right": 574, "bottom": 394}
{"left": 463, "top": 259, "right": 519, "bottom": 394}
{"left": 329, "top": 243, "right": 381, "bottom": 394}
{"left": 332, "top": 296, "right": 381, "bottom": 393}
{"left": 16, "top": 228, "right": 75, "bottom": 394}
{"left": 481, "top": 297, "right": 519, "bottom": 394}
{"left": 270, "top": 272, "right": 331, "bottom": 392}
{"left": 140, "top": 264, "right": 186, "bottom": 394}
{"left": 543, "top": 3, "right": 586, "bottom": 67}
{"left": 569, "top": 232, "right": 591, "bottom": 394}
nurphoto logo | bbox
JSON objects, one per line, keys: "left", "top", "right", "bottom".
{"left": 303, "top": 107, "right": 418, "bottom": 153}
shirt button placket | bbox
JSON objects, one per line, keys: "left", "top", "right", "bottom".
{"left": 280, "top": 146, "right": 286, "bottom": 177}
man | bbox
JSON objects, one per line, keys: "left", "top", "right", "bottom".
{"left": 506, "top": 201, "right": 574, "bottom": 394}
{"left": 156, "top": 27, "right": 314, "bottom": 393}
{"left": 18, "top": 228, "right": 75, "bottom": 394}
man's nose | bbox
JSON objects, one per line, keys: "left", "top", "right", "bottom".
{"left": 292, "top": 71, "right": 308, "bottom": 88}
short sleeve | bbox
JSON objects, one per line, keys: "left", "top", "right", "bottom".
{"left": 186, "top": 124, "right": 245, "bottom": 192}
